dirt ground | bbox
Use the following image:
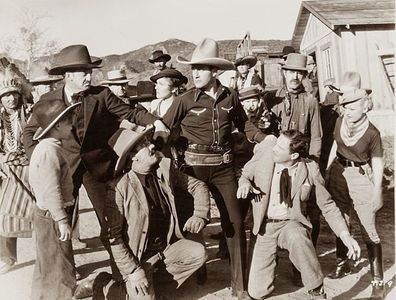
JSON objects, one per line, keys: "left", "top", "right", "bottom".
{"left": 0, "top": 184, "right": 394, "bottom": 300}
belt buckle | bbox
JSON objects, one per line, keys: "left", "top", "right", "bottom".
{"left": 223, "top": 152, "right": 232, "bottom": 164}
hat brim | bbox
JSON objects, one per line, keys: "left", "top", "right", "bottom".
{"left": 149, "top": 54, "right": 171, "bottom": 63}
{"left": 150, "top": 73, "right": 188, "bottom": 85}
{"left": 30, "top": 76, "right": 63, "bottom": 85}
{"left": 281, "top": 65, "right": 308, "bottom": 71}
{"left": 114, "top": 126, "right": 155, "bottom": 176}
{"left": 235, "top": 55, "right": 257, "bottom": 68}
{"left": 128, "top": 95, "right": 156, "bottom": 102}
{"left": 176, "top": 56, "right": 234, "bottom": 70}
{"left": 101, "top": 79, "right": 130, "bottom": 85}
{"left": 48, "top": 59, "right": 103, "bottom": 75}
{"left": 33, "top": 103, "right": 82, "bottom": 140}
{"left": 331, "top": 86, "right": 372, "bottom": 96}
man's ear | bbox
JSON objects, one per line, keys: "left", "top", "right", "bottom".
{"left": 290, "top": 152, "right": 299, "bottom": 160}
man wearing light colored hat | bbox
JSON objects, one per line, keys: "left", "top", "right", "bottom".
{"left": 23, "top": 44, "right": 169, "bottom": 279}
{"left": 162, "top": 37, "right": 261, "bottom": 299}
{"left": 29, "top": 62, "right": 63, "bottom": 103}
{"left": 100, "top": 69, "right": 130, "bottom": 99}
{"left": 149, "top": 49, "right": 171, "bottom": 75}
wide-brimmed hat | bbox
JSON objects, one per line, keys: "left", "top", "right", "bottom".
{"left": 128, "top": 81, "right": 156, "bottom": 102}
{"left": 282, "top": 53, "right": 308, "bottom": 71}
{"left": 330, "top": 72, "right": 372, "bottom": 95}
{"left": 48, "top": 45, "right": 103, "bottom": 75}
{"left": 33, "top": 100, "right": 81, "bottom": 140}
{"left": 29, "top": 62, "right": 63, "bottom": 85}
{"left": 177, "top": 38, "right": 234, "bottom": 70}
{"left": 100, "top": 70, "right": 130, "bottom": 85}
{"left": 150, "top": 69, "right": 188, "bottom": 86}
{"left": 235, "top": 54, "right": 257, "bottom": 68}
{"left": 108, "top": 125, "right": 155, "bottom": 176}
{"left": 239, "top": 86, "right": 262, "bottom": 101}
{"left": 339, "top": 88, "right": 370, "bottom": 106}
{"left": 149, "top": 50, "right": 171, "bottom": 63}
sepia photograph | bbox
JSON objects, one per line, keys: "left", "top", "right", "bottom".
{"left": 0, "top": 0, "right": 394, "bottom": 299}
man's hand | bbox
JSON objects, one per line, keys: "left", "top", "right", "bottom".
{"left": 237, "top": 182, "right": 261, "bottom": 199}
{"left": 126, "top": 268, "right": 149, "bottom": 297}
{"left": 183, "top": 216, "right": 206, "bottom": 233}
{"left": 372, "top": 187, "right": 383, "bottom": 213}
{"left": 58, "top": 220, "right": 72, "bottom": 241}
{"left": 339, "top": 231, "right": 361, "bottom": 260}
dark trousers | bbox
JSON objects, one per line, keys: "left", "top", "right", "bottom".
{"left": 188, "top": 163, "right": 246, "bottom": 292}
{"left": 31, "top": 206, "right": 76, "bottom": 300}
{"left": 72, "top": 164, "right": 122, "bottom": 279}
{"left": 0, "top": 236, "right": 17, "bottom": 265}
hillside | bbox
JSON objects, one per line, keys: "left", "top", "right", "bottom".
{"left": 1, "top": 38, "right": 291, "bottom": 86}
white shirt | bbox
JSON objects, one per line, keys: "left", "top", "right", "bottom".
{"left": 267, "top": 162, "right": 298, "bottom": 219}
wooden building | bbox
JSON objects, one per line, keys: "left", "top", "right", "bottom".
{"left": 291, "top": 0, "right": 395, "bottom": 136}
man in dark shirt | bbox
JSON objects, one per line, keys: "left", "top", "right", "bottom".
{"left": 162, "top": 38, "right": 258, "bottom": 299}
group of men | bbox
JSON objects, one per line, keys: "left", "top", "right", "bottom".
{"left": 18, "top": 37, "right": 366, "bottom": 300}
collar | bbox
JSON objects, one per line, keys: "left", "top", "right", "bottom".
{"left": 64, "top": 85, "right": 74, "bottom": 104}
{"left": 275, "top": 161, "right": 298, "bottom": 173}
{"left": 194, "top": 80, "right": 228, "bottom": 102}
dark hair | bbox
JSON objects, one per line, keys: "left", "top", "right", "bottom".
{"left": 281, "top": 130, "right": 310, "bottom": 158}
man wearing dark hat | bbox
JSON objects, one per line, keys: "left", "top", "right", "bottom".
{"left": 23, "top": 44, "right": 168, "bottom": 275}
{"left": 149, "top": 49, "right": 171, "bottom": 75}
{"left": 231, "top": 54, "right": 262, "bottom": 91}
{"left": 74, "top": 127, "right": 208, "bottom": 299}
{"left": 29, "top": 63, "right": 63, "bottom": 103}
{"left": 162, "top": 38, "right": 263, "bottom": 299}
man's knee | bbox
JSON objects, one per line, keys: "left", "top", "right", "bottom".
{"left": 190, "top": 242, "right": 208, "bottom": 265}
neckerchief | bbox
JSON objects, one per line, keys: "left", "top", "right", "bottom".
{"left": 340, "top": 115, "right": 369, "bottom": 147}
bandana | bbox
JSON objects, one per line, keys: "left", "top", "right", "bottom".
{"left": 340, "top": 115, "right": 369, "bottom": 147}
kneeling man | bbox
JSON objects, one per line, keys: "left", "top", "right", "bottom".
{"left": 237, "top": 130, "right": 360, "bottom": 299}
{"left": 76, "top": 127, "right": 208, "bottom": 299}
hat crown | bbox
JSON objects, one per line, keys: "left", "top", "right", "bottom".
{"left": 239, "top": 86, "right": 261, "bottom": 100}
{"left": 149, "top": 49, "right": 170, "bottom": 62}
{"left": 54, "top": 44, "right": 93, "bottom": 66}
{"left": 284, "top": 53, "right": 307, "bottom": 69}
{"left": 339, "top": 71, "right": 361, "bottom": 91}
{"left": 191, "top": 38, "right": 220, "bottom": 61}
{"left": 107, "top": 69, "right": 127, "bottom": 81}
{"left": 33, "top": 99, "right": 66, "bottom": 129}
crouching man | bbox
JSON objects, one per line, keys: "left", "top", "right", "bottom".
{"left": 74, "top": 126, "right": 208, "bottom": 299}
{"left": 237, "top": 130, "right": 361, "bottom": 299}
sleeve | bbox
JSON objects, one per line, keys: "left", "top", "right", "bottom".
{"left": 162, "top": 96, "right": 187, "bottom": 129}
{"left": 308, "top": 161, "right": 348, "bottom": 236}
{"left": 104, "top": 89, "right": 158, "bottom": 126}
{"left": 369, "top": 129, "right": 383, "bottom": 158}
{"left": 186, "top": 174, "right": 210, "bottom": 220}
{"left": 31, "top": 146, "right": 68, "bottom": 222}
{"left": 308, "top": 96, "right": 323, "bottom": 159}
{"left": 22, "top": 113, "right": 40, "bottom": 160}
{"left": 105, "top": 178, "right": 140, "bottom": 276}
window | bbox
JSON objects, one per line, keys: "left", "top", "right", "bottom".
{"left": 322, "top": 47, "right": 333, "bottom": 79}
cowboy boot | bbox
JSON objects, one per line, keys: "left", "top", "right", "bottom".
{"left": 328, "top": 237, "right": 351, "bottom": 279}
{"left": 308, "top": 284, "right": 327, "bottom": 299}
{"left": 367, "top": 243, "right": 385, "bottom": 299}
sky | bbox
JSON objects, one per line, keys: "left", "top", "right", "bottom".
{"left": 0, "top": 0, "right": 303, "bottom": 58}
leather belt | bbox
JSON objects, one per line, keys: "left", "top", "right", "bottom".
{"left": 187, "top": 144, "right": 230, "bottom": 154}
{"left": 264, "top": 218, "right": 289, "bottom": 223}
{"left": 336, "top": 153, "right": 368, "bottom": 168}
{"left": 184, "top": 150, "right": 233, "bottom": 166}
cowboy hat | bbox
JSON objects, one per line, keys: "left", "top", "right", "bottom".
{"left": 339, "top": 88, "right": 370, "bottom": 106}
{"left": 29, "top": 62, "right": 63, "bottom": 85}
{"left": 100, "top": 69, "right": 130, "bottom": 85}
{"left": 128, "top": 81, "right": 156, "bottom": 102}
{"left": 48, "top": 45, "right": 103, "bottom": 75}
{"left": 282, "top": 53, "right": 308, "bottom": 71}
{"left": 238, "top": 86, "right": 262, "bottom": 101}
{"left": 149, "top": 50, "right": 171, "bottom": 63}
{"left": 108, "top": 125, "right": 155, "bottom": 176}
{"left": 177, "top": 38, "right": 234, "bottom": 70}
{"left": 150, "top": 69, "right": 188, "bottom": 86}
{"left": 32, "top": 100, "right": 81, "bottom": 140}
{"left": 235, "top": 54, "right": 257, "bottom": 69}
{"left": 330, "top": 72, "right": 372, "bottom": 95}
